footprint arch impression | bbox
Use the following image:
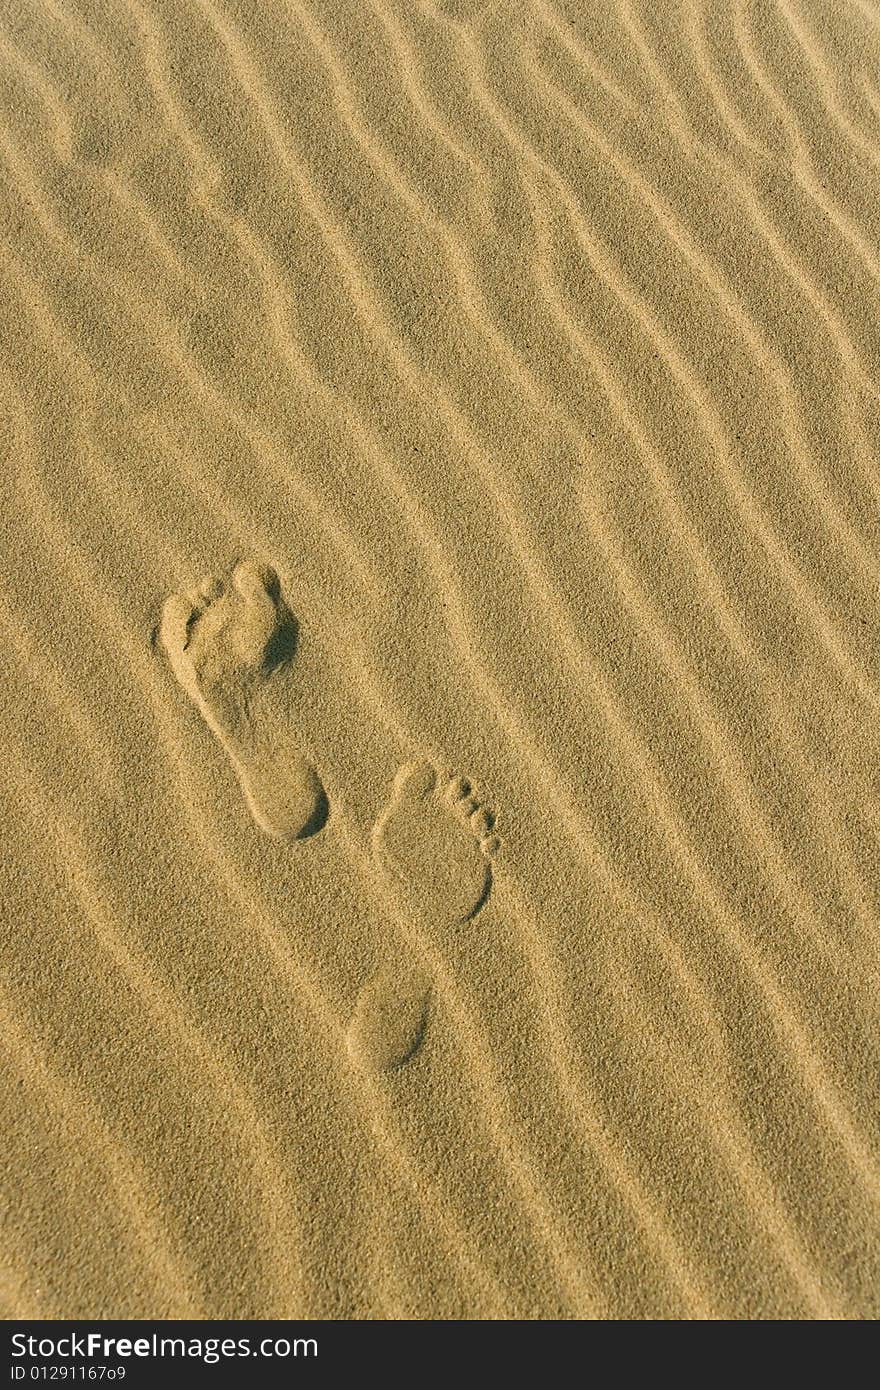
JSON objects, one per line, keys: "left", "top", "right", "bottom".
{"left": 159, "top": 560, "right": 327, "bottom": 839}
{"left": 348, "top": 761, "right": 501, "bottom": 1075}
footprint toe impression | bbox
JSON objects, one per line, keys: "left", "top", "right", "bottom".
{"left": 373, "top": 760, "right": 501, "bottom": 926}
{"left": 470, "top": 806, "right": 494, "bottom": 837}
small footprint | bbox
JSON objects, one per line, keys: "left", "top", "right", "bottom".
{"left": 346, "top": 964, "right": 431, "bottom": 1074}
{"left": 158, "top": 559, "right": 327, "bottom": 840}
{"left": 348, "top": 761, "right": 501, "bottom": 1074}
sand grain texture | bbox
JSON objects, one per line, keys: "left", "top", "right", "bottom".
{"left": 1, "top": 0, "right": 879, "bottom": 1319}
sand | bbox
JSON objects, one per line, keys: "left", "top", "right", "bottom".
{"left": 1, "top": 0, "right": 879, "bottom": 1321}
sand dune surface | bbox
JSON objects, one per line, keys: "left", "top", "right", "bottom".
{"left": 1, "top": 0, "right": 879, "bottom": 1319}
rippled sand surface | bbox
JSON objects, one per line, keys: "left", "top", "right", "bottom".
{"left": 2, "top": 0, "right": 879, "bottom": 1319}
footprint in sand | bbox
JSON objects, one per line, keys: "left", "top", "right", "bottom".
{"left": 159, "top": 559, "right": 327, "bottom": 840}
{"left": 347, "top": 761, "right": 501, "bottom": 1073}
{"left": 346, "top": 963, "right": 432, "bottom": 1075}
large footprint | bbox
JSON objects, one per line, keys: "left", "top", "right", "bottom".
{"left": 347, "top": 761, "right": 500, "bottom": 1073}
{"left": 159, "top": 559, "right": 327, "bottom": 839}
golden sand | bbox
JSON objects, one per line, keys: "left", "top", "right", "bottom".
{"left": 1, "top": 0, "right": 879, "bottom": 1319}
